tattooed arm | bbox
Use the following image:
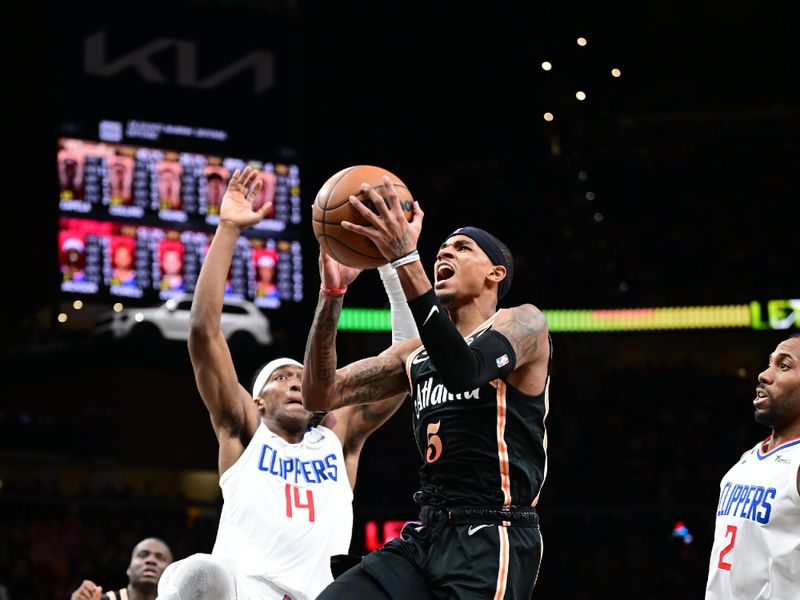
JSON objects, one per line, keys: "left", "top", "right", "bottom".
{"left": 493, "top": 304, "right": 550, "bottom": 396}
{"left": 301, "top": 288, "right": 414, "bottom": 412}
{"left": 303, "top": 286, "right": 419, "bottom": 488}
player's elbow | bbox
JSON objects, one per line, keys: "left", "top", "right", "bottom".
{"left": 188, "top": 321, "right": 215, "bottom": 345}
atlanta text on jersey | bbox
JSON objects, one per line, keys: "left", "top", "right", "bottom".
{"left": 414, "top": 377, "right": 480, "bottom": 419}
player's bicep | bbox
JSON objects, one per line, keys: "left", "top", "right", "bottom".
{"left": 494, "top": 304, "right": 548, "bottom": 366}
{"left": 188, "top": 329, "right": 252, "bottom": 435}
{"left": 334, "top": 349, "right": 411, "bottom": 409}
{"left": 326, "top": 339, "right": 417, "bottom": 412}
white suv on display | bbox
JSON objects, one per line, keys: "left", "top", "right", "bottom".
{"left": 93, "top": 293, "right": 272, "bottom": 347}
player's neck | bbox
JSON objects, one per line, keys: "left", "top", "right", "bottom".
{"left": 264, "top": 417, "right": 307, "bottom": 444}
{"left": 764, "top": 424, "right": 800, "bottom": 451}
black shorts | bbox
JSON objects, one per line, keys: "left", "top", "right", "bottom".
{"left": 361, "top": 505, "right": 542, "bottom": 600}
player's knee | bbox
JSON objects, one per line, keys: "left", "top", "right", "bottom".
{"left": 157, "top": 553, "right": 234, "bottom": 600}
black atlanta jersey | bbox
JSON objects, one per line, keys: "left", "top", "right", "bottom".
{"left": 406, "top": 312, "right": 552, "bottom": 509}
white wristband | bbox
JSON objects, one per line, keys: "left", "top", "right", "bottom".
{"left": 390, "top": 250, "right": 420, "bottom": 269}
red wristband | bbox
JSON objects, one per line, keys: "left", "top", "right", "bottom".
{"left": 320, "top": 283, "right": 347, "bottom": 297}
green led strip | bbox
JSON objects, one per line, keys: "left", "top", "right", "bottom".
{"left": 338, "top": 299, "right": 799, "bottom": 333}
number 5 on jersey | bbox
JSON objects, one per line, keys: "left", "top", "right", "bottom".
{"left": 426, "top": 421, "right": 443, "bottom": 463}
{"left": 285, "top": 483, "right": 315, "bottom": 522}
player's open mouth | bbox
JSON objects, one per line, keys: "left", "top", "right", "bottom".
{"left": 435, "top": 263, "right": 455, "bottom": 284}
{"left": 753, "top": 388, "right": 769, "bottom": 405}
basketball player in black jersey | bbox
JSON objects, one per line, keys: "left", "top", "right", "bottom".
{"left": 304, "top": 176, "right": 552, "bottom": 599}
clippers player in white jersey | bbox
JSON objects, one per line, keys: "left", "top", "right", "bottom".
{"left": 303, "top": 177, "right": 551, "bottom": 599}
{"left": 157, "top": 168, "right": 417, "bottom": 600}
{"left": 705, "top": 333, "right": 800, "bottom": 600}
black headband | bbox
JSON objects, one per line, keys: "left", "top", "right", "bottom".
{"left": 447, "top": 226, "right": 512, "bottom": 299}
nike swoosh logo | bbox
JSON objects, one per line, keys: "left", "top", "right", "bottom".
{"left": 423, "top": 305, "right": 439, "bottom": 326}
{"left": 467, "top": 524, "right": 493, "bottom": 536}
{"left": 411, "top": 352, "right": 429, "bottom": 364}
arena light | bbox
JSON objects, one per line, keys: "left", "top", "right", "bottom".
{"left": 338, "top": 308, "right": 391, "bottom": 332}
{"left": 73, "top": 299, "right": 83, "bottom": 310}
{"left": 577, "top": 37, "right": 588, "bottom": 46}
{"left": 576, "top": 90, "right": 587, "bottom": 101}
{"left": 546, "top": 305, "right": 751, "bottom": 332}
{"left": 543, "top": 112, "right": 554, "bottom": 122}
{"left": 611, "top": 67, "right": 622, "bottom": 78}
{"left": 541, "top": 61, "right": 552, "bottom": 71}
{"left": 338, "top": 299, "right": 799, "bottom": 333}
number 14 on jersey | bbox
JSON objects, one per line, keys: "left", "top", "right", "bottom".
{"left": 285, "top": 483, "right": 315, "bottom": 522}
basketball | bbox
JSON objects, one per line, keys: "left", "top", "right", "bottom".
{"left": 312, "top": 165, "right": 414, "bottom": 269}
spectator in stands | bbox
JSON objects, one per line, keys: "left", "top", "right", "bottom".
{"left": 70, "top": 538, "right": 172, "bottom": 600}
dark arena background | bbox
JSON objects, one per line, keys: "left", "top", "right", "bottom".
{"left": 3, "top": 1, "right": 798, "bottom": 598}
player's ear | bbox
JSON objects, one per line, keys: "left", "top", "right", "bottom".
{"left": 487, "top": 265, "right": 506, "bottom": 284}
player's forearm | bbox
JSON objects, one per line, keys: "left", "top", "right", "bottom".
{"left": 190, "top": 222, "right": 240, "bottom": 335}
{"left": 302, "top": 291, "right": 344, "bottom": 411}
{"left": 393, "top": 258, "right": 433, "bottom": 300}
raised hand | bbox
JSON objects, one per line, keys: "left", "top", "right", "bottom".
{"left": 319, "top": 248, "right": 362, "bottom": 290}
{"left": 70, "top": 580, "right": 102, "bottom": 600}
{"left": 219, "top": 166, "right": 272, "bottom": 230}
{"left": 341, "top": 175, "right": 424, "bottom": 261}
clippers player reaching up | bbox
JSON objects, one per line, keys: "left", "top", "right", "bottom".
{"left": 303, "top": 176, "right": 552, "bottom": 599}
{"left": 705, "top": 333, "right": 800, "bottom": 600}
{"left": 156, "top": 168, "right": 418, "bottom": 600}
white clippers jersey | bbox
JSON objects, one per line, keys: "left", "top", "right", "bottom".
{"left": 705, "top": 437, "right": 800, "bottom": 600}
{"left": 212, "top": 422, "right": 353, "bottom": 600}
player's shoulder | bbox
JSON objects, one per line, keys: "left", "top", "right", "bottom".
{"left": 499, "top": 304, "right": 548, "bottom": 331}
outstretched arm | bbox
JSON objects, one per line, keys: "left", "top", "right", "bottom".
{"left": 325, "top": 264, "right": 420, "bottom": 462}
{"left": 302, "top": 252, "right": 413, "bottom": 413}
{"left": 188, "top": 167, "right": 272, "bottom": 473}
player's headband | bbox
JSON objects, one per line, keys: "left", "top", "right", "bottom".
{"left": 446, "top": 226, "right": 512, "bottom": 300}
{"left": 252, "top": 357, "right": 303, "bottom": 397}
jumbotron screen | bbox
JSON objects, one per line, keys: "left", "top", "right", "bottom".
{"left": 57, "top": 135, "right": 303, "bottom": 309}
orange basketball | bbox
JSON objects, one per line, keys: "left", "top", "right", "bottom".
{"left": 312, "top": 165, "right": 414, "bottom": 269}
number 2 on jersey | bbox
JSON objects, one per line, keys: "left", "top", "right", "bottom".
{"left": 717, "top": 524, "right": 737, "bottom": 571}
{"left": 285, "top": 483, "right": 315, "bottom": 522}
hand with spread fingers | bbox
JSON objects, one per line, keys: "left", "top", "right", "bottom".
{"left": 219, "top": 166, "right": 273, "bottom": 230}
{"left": 341, "top": 175, "right": 424, "bottom": 261}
